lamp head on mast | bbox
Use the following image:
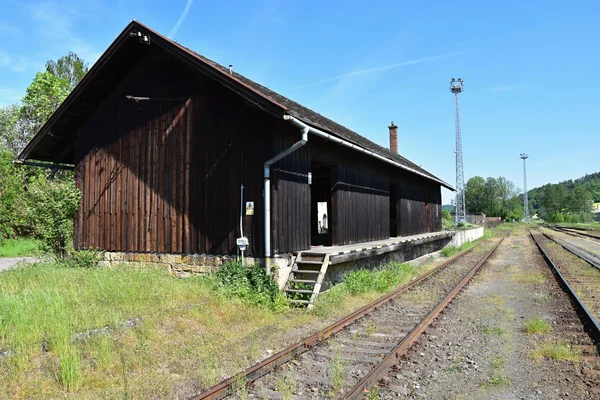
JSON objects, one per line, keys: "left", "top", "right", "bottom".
{"left": 450, "top": 78, "right": 464, "bottom": 94}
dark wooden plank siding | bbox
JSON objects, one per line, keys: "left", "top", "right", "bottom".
{"left": 270, "top": 120, "right": 311, "bottom": 254}
{"left": 72, "top": 45, "right": 444, "bottom": 257}
{"left": 74, "top": 50, "right": 270, "bottom": 256}
{"left": 428, "top": 185, "right": 442, "bottom": 232}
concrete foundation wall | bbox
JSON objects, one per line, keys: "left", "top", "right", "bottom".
{"left": 102, "top": 251, "right": 293, "bottom": 286}
{"left": 448, "top": 227, "right": 484, "bottom": 247}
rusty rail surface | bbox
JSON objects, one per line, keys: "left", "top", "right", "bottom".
{"left": 192, "top": 242, "right": 483, "bottom": 400}
{"left": 345, "top": 237, "right": 504, "bottom": 399}
{"left": 530, "top": 231, "right": 600, "bottom": 337}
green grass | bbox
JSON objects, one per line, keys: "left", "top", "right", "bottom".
{"left": 0, "top": 252, "right": 460, "bottom": 399}
{"left": 524, "top": 317, "right": 552, "bottom": 334}
{"left": 511, "top": 271, "right": 546, "bottom": 284}
{"left": 482, "top": 375, "right": 511, "bottom": 388}
{"left": 328, "top": 344, "right": 344, "bottom": 399}
{"left": 477, "top": 324, "right": 506, "bottom": 335}
{"left": 531, "top": 343, "right": 579, "bottom": 361}
{"left": 313, "top": 262, "right": 421, "bottom": 317}
{"left": 0, "top": 238, "right": 40, "bottom": 258}
{"left": 0, "top": 260, "right": 308, "bottom": 398}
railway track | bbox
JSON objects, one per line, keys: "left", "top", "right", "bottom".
{"left": 531, "top": 230, "right": 600, "bottom": 330}
{"left": 544, "top": 228, "right": 600, "bottom": 270}
{"left": 530, "top": 230, "right": 600, "bottom": 393}
{"left": 552, "top": 226, "right": 600, "bottom": 243}
{"left": 192, "top": 237, "right": 503, "bottom": 400}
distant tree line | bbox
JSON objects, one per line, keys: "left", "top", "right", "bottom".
{"left": 0, "top": 52, "right": 87, "bottom": 255}
{"left": 524, "top": 173, "right": 599, "bottom": 223}
{"left": 462, "top": 172, "right": 599, "bottom": 223}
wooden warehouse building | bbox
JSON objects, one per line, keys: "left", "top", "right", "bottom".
{"left": 19, "top": 21, "right": 454, "bottom": 275}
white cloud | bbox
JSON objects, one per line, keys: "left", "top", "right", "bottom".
{"left": 0, "top": 52, "right": 31, "bottom": 72}
{"left": 28, "top": 1, "right": 100, "bottom": 63}
{"left": 168, "top": 0, "right": 194, "bottom": 39}
{"left": 292, "top": 50, "right": 474, "bottom": 90}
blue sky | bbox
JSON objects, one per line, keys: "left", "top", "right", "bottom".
{"left": 1, "top": 0, "right": 599, "bottom": 203}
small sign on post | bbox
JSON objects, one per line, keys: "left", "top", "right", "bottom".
{"left": 245, "top": 201, "right": 254, "bottom": 216}
{"left": 236, "top": 237, "right": 249, "bottom": 251}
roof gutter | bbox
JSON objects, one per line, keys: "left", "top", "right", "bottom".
{"left": 284, "top": 115, "right": 454, "bottom": 191}
{"left": 263, "top": 116, "right": 309, "bottom": 271}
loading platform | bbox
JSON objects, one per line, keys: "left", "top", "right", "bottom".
{"left": 284, "top": 230, "right": 455, "bottom": 308}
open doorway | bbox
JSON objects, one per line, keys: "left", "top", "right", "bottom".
{"left": 311, "top": 161, "right": 333, "bottom": 246}
{"left": 389, "top": 182, "right": 397, "bottom": 237}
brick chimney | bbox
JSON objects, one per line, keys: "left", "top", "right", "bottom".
{"left": 388, "top": 121, "right": 398, "bottom": 154}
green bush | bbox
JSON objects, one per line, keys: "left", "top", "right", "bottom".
{"left": 216, "top": 261, "right": 288, "bottom": 311}
{"left": 0, "top": 151, "right": 33, "bottom": 239}
{"left": 442, "top": 210, "right": 454, "bottom": 230}
{"left": 24, "top": 176, "right": 81, "bottom": 257}
{"left": 550, "top": 213, "right": 564, "bottom": 223}
{"left": 58, "top": 249, "right": 103, "bottom": 269}
{"left": 0, "top": 150, "right": 81, "bottom": 257}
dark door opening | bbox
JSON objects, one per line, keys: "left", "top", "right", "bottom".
{"left": 311, "top": 162, "right": 333, "bottom": 247}
{"left": 389, "top": 182, "right": 397, "bottom": 237}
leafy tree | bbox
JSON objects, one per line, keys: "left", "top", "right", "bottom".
{"left": 540, "top": 184, "right": 569, "bottom": 220}
{"left": 24, "top": 175, "right": 81, "bottom": 256}
{"left": 568, "top": 186, "right": 592, "bottom": 213}
{"left": 45, "top": 51, "right": 89, "bottom": 90}
{"left": 442, "top": 209, "right": 454, "bottom": 230}
{"left": 465, "top": 176, "right": 486, "bottom": 213}
{"left": 19, "top": 71, "right": 70, "bottom": 143}
{"left": 0, "top": 105, "right": 21, "bottom": 154}
{"left": 483, "top": 177, "right": 500, "bottom": 216}
{"left": 506, "top": 204, "right": 524, "bottom": 222}
{"left": 0, "top": 150, "right": 29, "bottom": 238}
{"left": 496, "top": 176, "right": 519, "bottom": 216}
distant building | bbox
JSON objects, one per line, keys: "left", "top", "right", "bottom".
{"left": 593, "top": 203, "right": 600, "bottom": 221}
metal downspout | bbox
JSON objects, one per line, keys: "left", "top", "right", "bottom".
{"left": 264, "top": 115, "right": 308, "bottom": 274}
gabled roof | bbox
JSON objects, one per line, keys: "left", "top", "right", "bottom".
{"left": 19, "top": 20, "right": 453, "bottom": 190}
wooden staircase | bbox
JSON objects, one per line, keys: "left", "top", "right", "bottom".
{"left": 284, "top": 252, "right": 330, "bottom": 309}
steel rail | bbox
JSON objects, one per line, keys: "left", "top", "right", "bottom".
{"left": 552, "top": 226, "right": 600, "bottom": 244}
{"left": 191, "top": 242, "right": 483, "bottom": 400}
{"left": 344, "top": 237, "right": 504, "bottom": 399}
{"left": 542, "top": 231, "right": 600, "bottom": 270}
{"left": 530, "top": 231, "right": 600, "bottom": 338}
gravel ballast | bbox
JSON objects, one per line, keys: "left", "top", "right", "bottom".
{"left": 382, "top": 230, "right": 595, "bottom": 399}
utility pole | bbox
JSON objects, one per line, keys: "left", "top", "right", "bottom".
{"left": 450, "top": 78, "right": 465, "bottom": 224}
{"left": 520, "top": 153, "right": 530, "bottom": 222}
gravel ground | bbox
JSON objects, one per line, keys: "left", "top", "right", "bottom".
{"left": 0, "top": 257, "right": 36, "bottom": 272}
{"left": 244, "top": 242, "right": 500, "bottom": 399}
{"left": 382, "top": 229, "right": 596, "bottom": 399}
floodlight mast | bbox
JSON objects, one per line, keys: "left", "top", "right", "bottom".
{"left": 520, "top": 153, "right": 530, "bottom": 222}
{"left": 450, "top": 78, "right": 465, "bottom": 224}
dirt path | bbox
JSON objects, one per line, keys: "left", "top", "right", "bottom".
{"left": 386, "top": 229, "right": 594, "bottom": 399}
{"left": 0, "top": 257, "right": 36, "bottom": 272}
